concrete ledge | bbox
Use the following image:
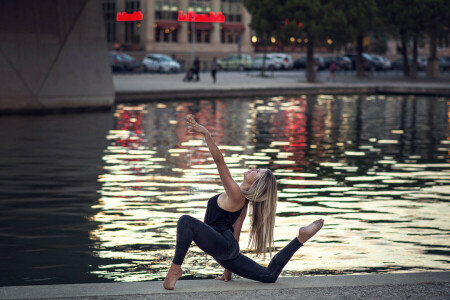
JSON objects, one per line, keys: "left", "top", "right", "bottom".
{"left": 1, "top": 272, "right": 448, "bottom": 299}
{"left": 115, "top": 86, "right": 450, "bottom": 103}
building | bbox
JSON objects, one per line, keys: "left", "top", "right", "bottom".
{"left": 102, "top": 0, "right": 252, "bottom": 67}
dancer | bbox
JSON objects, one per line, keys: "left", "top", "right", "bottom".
{"left": 163, "top": 114, "right": 324, "bottom": 290}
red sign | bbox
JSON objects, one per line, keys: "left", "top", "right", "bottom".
{"left": 177, "top": 10, "right": 225, "bottom": 23}
{"left": 116, "top": 11, "right": 143, "bottom": 21}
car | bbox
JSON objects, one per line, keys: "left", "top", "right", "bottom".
{"left": 418, "top": 56, "right": 428, "bottom": 70}
{"left": 266, "top": 53, "right": 293, "bottom": 70}
{"left": 217, "top": 54, "right": 252, "bottom": 71}
{"left": 371, "top": 55, "right": 391, "bottom": 70}
{"left": 362, "top": 53, "right": 382, "bottom": 70}
{"left": 440, "top": 56, "right": 450, "bottom": 71}
{"left": 110, "top": 52, "right": 123, "bottom": 72}
{"left": 110, "top": 51, "right": 140, "bottom": 73}
{"left": 323, "top": 56, "right": 352, "bottom": 70}
{"left": 391, "top": 57, "right": 424, "bottom": 71}
{"left": 293, "top": 56, "right": 325, "bottom": 70}
{"left": 344, "top": 53, "right": 379, "bottom": 70}
{"left": 142, "top": 53, "right": 180, "bottom": 73}
{"left": 251, "top": 56, "right": 277, "bottom": 70}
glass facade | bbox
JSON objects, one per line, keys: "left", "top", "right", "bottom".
{"left": 101, "top": 0, "right": 250, "bottom": 49}
{"left": 124, "top": 0, "right": 141, "bottom": 43}
{"left": 155, "top": 0, "right": 179, "bottom": 20}
{"left": 102, "top": 0, "right": 116, "bottom": 43}
{"left": 188, "top": 0, "right": 212, "bottom": 13}
{"left": 220, "top": 0, "right": 241, "bottom": 22}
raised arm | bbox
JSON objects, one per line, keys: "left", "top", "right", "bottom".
{"left": 186, "top": 115, "right": 245, "bottom": 206}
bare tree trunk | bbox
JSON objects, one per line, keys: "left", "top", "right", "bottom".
{"left": 410, "top": 34, "right": 418, "bottom": 80}
{"left": 400, "top": 30, "right": 409, "bottom": 77}
{"left": 356, "top": 34, "right": 364, "bottom": 78}
{"left": 306, "top": 36, "right": 315, "bottom": 82}
{"left": 427, "top": 31, "right": 439, "bottom": 78}
{"left": 261, "top": 40, "right": 267, "bottom": 77}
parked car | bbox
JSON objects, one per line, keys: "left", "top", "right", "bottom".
{"left": 217, "top": 54, "right": 252, "bottom": 71}
{"left": 266, "top": 53, "right": 293, "bottom": 70}
{"left": 371, "top": 55, "right": 391, "bottom": 70}
{"left": 142, "top": 53, "right": 180, "bottom": 73}
{"left": 344, "top": 53, "right": 379, "bottom": 70}
{"left": 391, "top": 57, "right": 424, "bottom": 71}
{"left": 418, "top": 56, "right": 428, "bottom": 70}
{"left": 293, "top": 56, "right": 325, "bottom": 70}
{"left": 252, "top": 55, "right": 277, "bottom": 70}
{"left": 323, "top": 56, "right": 352, "bottom": 70}
{"left": 110, "top": 51, "right": 140, "bottom": 73}
{"left": 440, "top": 56, "right": 450, "bottom": 71}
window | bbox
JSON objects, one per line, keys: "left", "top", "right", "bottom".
{"left": 189, "top": 29, "right": 211, "bottom": 43}
{"left": 155, "top": 0, "right": 179, "bottom": 20}
{"left": 188, "top": 0, "right": 212, "bottom": 13}
{"left": 221, "top": 30, "right": 240, "bottom": 44}
{"left": 221, "top": 0, "right": 242, "bottom": 23}
{"left": 438, "top": 34, "right": 450, "bottom": 49}
{"left": 124, "top": 0, "right": 141, "bottom": 43}
{"left": 101, "top": 0, "right": 116, "bottom": 43}
{"left": 155, "top": 27, "right": 178, "bottom": 42}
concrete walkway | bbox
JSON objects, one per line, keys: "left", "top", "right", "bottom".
{"left": 1, "top": 272, "right": 449, "bottom": 299}
{"left": 114, "top": 71, "right": 450, "bottom": 103}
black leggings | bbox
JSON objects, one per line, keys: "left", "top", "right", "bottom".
{"left": 172, "top": 215, "right": 302, "bottom": 283}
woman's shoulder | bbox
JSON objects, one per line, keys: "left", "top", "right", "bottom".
{"left": 218, "top": 192, "right": 246, "bottom": 212}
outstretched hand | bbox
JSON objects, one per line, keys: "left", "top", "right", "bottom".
{"left": 215, "top": 269, "right": 232, "bottom": 282}
{"left": 186, "top": 114, "right": 209, "bottom": 136}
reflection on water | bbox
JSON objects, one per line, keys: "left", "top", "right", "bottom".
{"left": 93, "top": 95, "right": 450, "bottom": 282}
{"left": 0, "top": 95, "right": 449, "bottom": 286}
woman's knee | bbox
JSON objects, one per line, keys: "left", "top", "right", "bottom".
{"left": 177, "top": 215, "right": 195, "bottom": 227}
{"left": 262, "top": 276, "right": 277, "bottom": 283}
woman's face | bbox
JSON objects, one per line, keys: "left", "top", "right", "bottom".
{"left": 244, "top": 168, "right": 267, "bottom": 185}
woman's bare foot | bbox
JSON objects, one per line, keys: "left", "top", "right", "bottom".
{"left": 298, "top": 219, "right": 324, "bottom": 244}
{"left": 163, "top": 263, "right": 183, "bottom": 290}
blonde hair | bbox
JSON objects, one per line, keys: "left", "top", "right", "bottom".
{"left": 241, "top": 169, "right": 278, "bottom": 259}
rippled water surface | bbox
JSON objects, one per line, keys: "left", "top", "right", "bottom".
{"left": 1, "top": 95, "right": 449, "bottom": 286}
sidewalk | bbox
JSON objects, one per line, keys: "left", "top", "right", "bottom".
{"left": 114, "top": 71, "right": 450, "bottom": 103}
{"left": 1, "top": 272, "right": 449, "bottom": 299}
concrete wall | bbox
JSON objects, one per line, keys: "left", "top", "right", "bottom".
{"left": 0, "top": 0, "right": 114, "bottom": 112}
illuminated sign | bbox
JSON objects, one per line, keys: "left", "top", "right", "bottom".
{"left": 116, "top": 11, "right": 143, "bottom": 21}
{"left": 177, "top": 10, "right": 225, "bottom": 23}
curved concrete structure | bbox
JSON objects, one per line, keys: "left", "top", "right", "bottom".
{"left": 0, "top": 0, "right": 114, "bottom": 112}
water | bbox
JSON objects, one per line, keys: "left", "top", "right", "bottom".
{"left": 0, "top": 95, "right": 449, "bottom": 286}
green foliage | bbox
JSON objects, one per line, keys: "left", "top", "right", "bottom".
{"left": 371, "top": 34, "right": 388, "bottom": 54}
{"left": 243, "top": 0, "right": 286, "bottom": 45}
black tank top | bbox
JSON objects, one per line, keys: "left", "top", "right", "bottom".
{"left": 204, "top": 193, "right": 248, "bottom": 233}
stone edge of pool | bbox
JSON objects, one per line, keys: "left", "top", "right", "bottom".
{"left": 115, "top": 86, "right": 450, "bottom": 103}
{"left": 1, "top": 272, "right": 449, "bottom": 299}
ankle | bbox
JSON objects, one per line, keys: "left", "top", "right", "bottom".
{"left": 169, "top": 263, "right": 182, "bottom": 273}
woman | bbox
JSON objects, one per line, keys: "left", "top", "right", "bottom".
{"left": 163, "top": 115, "right": 324, "bottom": 290}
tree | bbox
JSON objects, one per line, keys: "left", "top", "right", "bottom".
{"left": 380, "top": 0, "right": 450, "bottom": 79}
{"left": 285, "top": 0, "right": 348, "bottom": 82}
{"left": 342, "top": 0, "right": 378, "bottom": 78}
{"left": 243, "top": 0, "right": 285, "bottom": 77}
{"left": 423, "top": 0, "right": 450, "bottom": 78}
{"left": 378, "top": 0, "right": 411, "bottom": 77}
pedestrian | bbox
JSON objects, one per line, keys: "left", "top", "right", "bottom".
{"left": 211, "top": 57, "right": 218, "bottom": 83}
{"left": 193, "top": 57, "right": 200, "bottom": 81}
{"left": 163, "top": 114, "right": 324, "bottom": 290}
{"left": 329, "top": 61, "right": 336, "bottom": 82}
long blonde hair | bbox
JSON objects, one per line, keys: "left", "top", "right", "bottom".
{"left": 241, "top": 169, "right": 278, "bottom": 259}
